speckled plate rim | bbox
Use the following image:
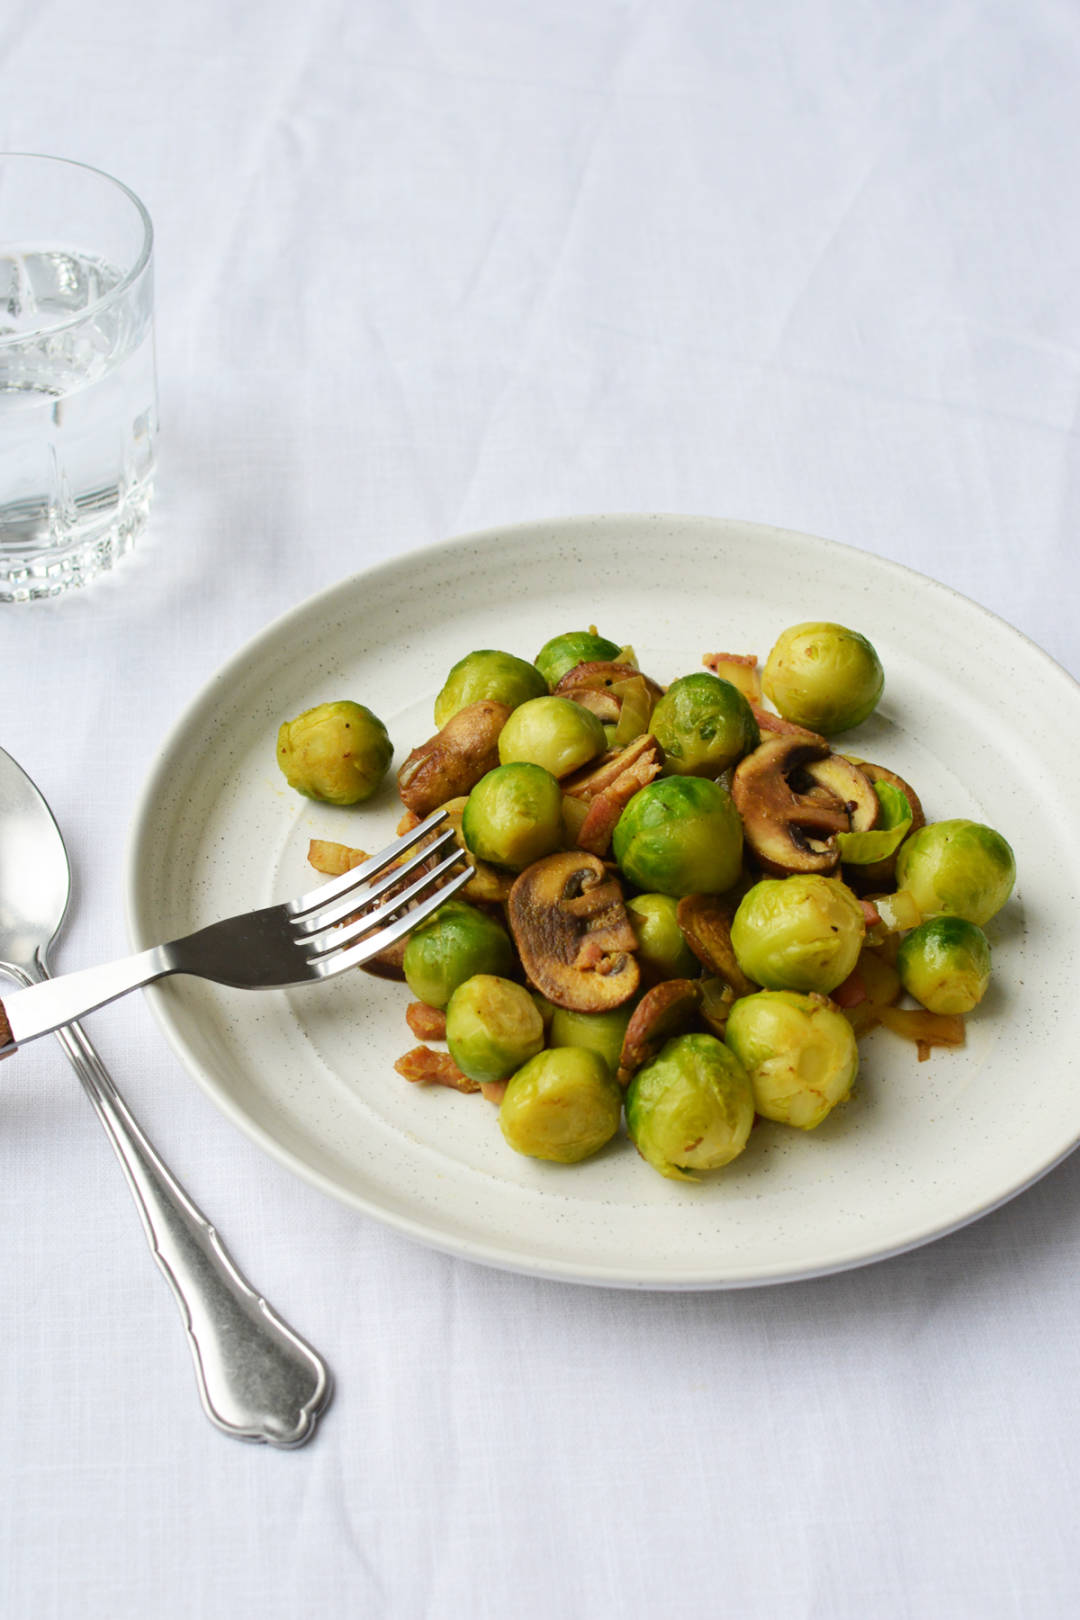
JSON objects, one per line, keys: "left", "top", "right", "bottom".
{"left": 124, "top": 513, "right": 1080, "bottom": 1289}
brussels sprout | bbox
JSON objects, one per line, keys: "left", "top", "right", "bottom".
{"left": 548, "top": 1004, "right": 634, "bottom": 1077}
{"left": 499, "top": 1047, "right": 623, "bottom": 1164}
{"left": 433, "top": 649, "right": 547, "bottom": 729}
{"left": 648, "top": 672, "right": 760, "bottom": 777}
{"left": 896, "top": 917, "right": 992, "bottom": 1014}
{"left": 724, "top": 990, "right": 858, "bottom": 1129}
{"left": 276, "top": 700, "right": 392, "bottom": 805}
{"left": 497, "top": 696, "right": 607, "bottom": 779}
{"left": 461, "top": 763, "right": 565, "bottom": 870}
{"left": 626, "top": 893, "right": 699, "bottom": 981}
{"left": 535, "top": 630, "right": 622, "bottom": 690}
{"left": 894, "top": 819, "right": 1015, "bottom": 927}
{"left": 612, "top": 776, "right": 744, "bottom": 898}
{"left": 730, "top": 875, "right": 865, "bottom": 994}
{"left": 762, "top": 622, "right": 884, "bottom": 735}
{"left": 625, "top": 1033, "right": 754, "bottom": 1180}
{"left": 403, "top": 900, "right": 515, "bottom": 1008}
{"left": 445, "top": 975, "right": 545, "bottom": 1082}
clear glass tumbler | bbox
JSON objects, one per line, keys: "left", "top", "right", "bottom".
{"left": 0, "top": 154, "right": 158, "bottom": 601}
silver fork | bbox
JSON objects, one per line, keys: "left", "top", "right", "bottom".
{"left": 0, "top": 810, "right": 471, "bottom": 1053}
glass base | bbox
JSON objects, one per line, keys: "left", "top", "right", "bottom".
{"left": 0, "top": 481, "right": 154, "bottom": 602}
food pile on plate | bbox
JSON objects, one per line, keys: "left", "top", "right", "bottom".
{"left": 275, "top": 623, "right": 1015, "bottom": 1183}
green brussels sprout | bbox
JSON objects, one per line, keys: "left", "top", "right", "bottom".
{"left": 462, "top": 763, "right": 564, "bottom": 870}
{"left": 625, "top": 1033, "right": 754, "bottom": 1181}
{"left": 548, "top": 1004, "right": 634, "bottom": 1077}
{"left": 499, "top": 1047, "right": 623, "bottom": 1164}
{"left": 894, "top": 819, "right": 1015, "bottom": 927}
{"left": 402, "top": 900, "right": 515, "bottom": 1008}
{"left": 612, "top": 776, "right": 744, "bottom": 898}
{"left": 496, "top": 696, "right": 607, "bottom": 779}
{"left": 276, "top": 700, "right": 392, "bottom": 805}
{"left": 626, "top": 893, "right": 699, "bottom": 981}
{"left": 730, "top": 875, "right": 865, "bottom": 994}
{"left": 762, "top": 622, "right": 884, "bottom": 735}
{"left": 648, "top": 672, "right": 759, "bottom": 777}
{"left": 445, "top": 975, "right": 545, "bottom": 1083}
{"left": 535, "top": 630, "right": 622, "bottom": 690}
{"left": 724, "top": 990, "right": 858, "bottom": 1130}
{"left": 433, "top": 649, "right": 547, "bottom": 728}
{"left": 896, "top": 917, "right": 992, "bottom": 1014}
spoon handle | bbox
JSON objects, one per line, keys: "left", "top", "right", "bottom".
{"left": 49, "top": 1010, "right": 332, "bottom": 1447}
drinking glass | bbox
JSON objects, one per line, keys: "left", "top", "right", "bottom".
{"left": 0, "top": 154, "right": 158, "bottom": 601}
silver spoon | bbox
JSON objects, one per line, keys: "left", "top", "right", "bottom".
{"left": 0, "top": 745, "right": 332, "bottom": 1447}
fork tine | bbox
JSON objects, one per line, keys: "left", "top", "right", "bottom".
{"left": 301, "top": 846, "right": 472, "bottom": 959}
{"left": 294, "top": 826, "right": 459, "bottom": 935}
{"left": 286, "top": 809, "right": 449, "bottom": 917}
{"left": 311, "top": 859, "right": 475, "bottom": 979}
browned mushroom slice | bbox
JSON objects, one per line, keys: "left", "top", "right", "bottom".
{"left": 508, "top": 850, "right": 640, "bottom": 1012}
{"left": 616, "top": 978, "right": 702, "bottom": 1085}
{"left": 555, "top": 662, "right": 665, "bottom": 723}
{"left": 731, "top": 736, "right": 854, "bottom": 876}
{"left": 397, "top": 699, "right": 511, "bottom": 817}
{"left": 675, "top": 894, "right": 759, "bottom": 998}
{"left": 801, "top": 754, "right": 880, "bottom": 832}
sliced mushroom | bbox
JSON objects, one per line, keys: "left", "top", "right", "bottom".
{"left": 801, "top": 754, "right": 880, "bottom": 831}
{"left": 617, "top": 978, "right": 702, "bottom": 1085}
{"left": 555, "top": 661, "right": 665, "bottom": 723}
{"left": 731, "top": 736, "right": 871, "bottom": 876}
{"left": 397, "top": 699, "right": 511, "bottom": 817}
{"left": 508, "top": 851, "right": 639, "bottom": 1012}
{"left": 675, "top": 894, "right": 759, "bottom": 998}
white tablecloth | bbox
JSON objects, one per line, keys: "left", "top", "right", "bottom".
{"left": 3, "top": 3, "right": 1079, "bottom": 1616}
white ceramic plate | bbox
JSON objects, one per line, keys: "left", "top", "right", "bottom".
{"left": 126, "top": 515, "right": 1079, "bottom": 1289}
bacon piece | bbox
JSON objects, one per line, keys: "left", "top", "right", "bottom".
{"left": 307, "top": 838, "right": 370, "bottom": 877}
{"left": 480, "top": 1080, "right": 509, "bottom": 1105}
{"left": 830, "top": 969, "right": 867, "bottom": 1009}
{"left": 859, "top": 900, "right": 882, "bottom": 930}
{"left": 563, "top": 736, "right": 661, "bottom": 801}
{"left": 405, "top": 1003, "right": 447, "bottom": 1041}
{"left": 570, "top": 738, "right": 662, "bottom": 858}
{"left": 394, "top": 1047, "right": 480, "bottom": 1093}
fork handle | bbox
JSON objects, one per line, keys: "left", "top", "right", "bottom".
{"left": 50, "top": 1009, "right": 332, "bottom": 1446}
{"left": 0, "top": 943, "right": 171, "bottom": 1051}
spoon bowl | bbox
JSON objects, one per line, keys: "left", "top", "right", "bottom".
{"left": 0, "top": 744, "right": 331, "bottom": 1446}
{"left": 0, "top": 747, "right": 70, "bottom": 978}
